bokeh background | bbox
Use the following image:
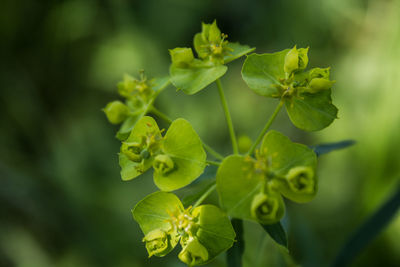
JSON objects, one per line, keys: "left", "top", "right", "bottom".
{"left": 1, "top": 0, "right": 399, "bottom": 266}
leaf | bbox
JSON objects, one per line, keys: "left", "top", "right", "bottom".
{"left": 217, "top": 155, "right": 265, "bottom": 222}
{"left": 154, "top": 118, "right": 206, "bottom": 191}
{"left": 241, "top": 50, "right": 289, "bottom": 97}
{"left": 227, "top": 219, "right": 245, "bottom": 267}
{"left": 119, "top": 116, "right": 161, "bottom": 181}
{"left": 116, "top": 115, "right": 141, "bottom": 141}
{"left": 331, "top": 184, "right": 400, "bottom": 267}
{"left": 260, "top": 222, "right": 288, "bottom": 249}
{"left": 261, "top": 130, "right": 317, "bottom": 203}
{"left": 224, "top": 43, "right": 255, "bottom": 64}
{"left": 169, "top": 62, "right": 227, "bottom": 95}
{"left": 311, "top": 140, "right": 356, "bottom": 157}
{"left": 115, "top": 76, "right": 169, "bottom": 141}
{"left": 132, "top": 191, "right": 182, "bottom": 255}
{"left": 285, "top": 89, "right": 338, "bottom": 131}
{"left": 192, "top": 205, "right": 236, "bottom": 264}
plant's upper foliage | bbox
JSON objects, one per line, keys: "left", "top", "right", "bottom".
{"left": 242, "top": 46, "right": 338, "bottom": 131}
{"left": 103, "top": 72, "right": 170, "bottom": 140}
{"left": 169, "top": 20, "right": 255, "bottom": 95}
{"left": 217, "top": 130, "right": 317, "bottom": 224}
{"left": 119, "top": 116, "right": 207, "bottom": 191}
{"left": 133, "top": 192, "right": 235, "bottom": 266}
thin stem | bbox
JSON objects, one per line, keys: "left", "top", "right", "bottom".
{"left": 149, "top": 107, "right": 225, "bottom": 160}
{"left": 206, "top": 160, "right": 221, "bottom": 166}
{"left": 150, "top": 106, "right": 172, "bottom": 124}
{"left": 247, "top": 99, "right": 284, "bottom": 156}
{"left": 193, "top": 183, "right": 217, "bottom": 208}
{"left": 203, "top": 143, "right": 224, "bottom": 160}
{"left": 216, "top": 79, "right": 238, "bottom": 154}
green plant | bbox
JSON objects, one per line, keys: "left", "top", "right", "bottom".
{"left": 103, "top": 20, "right": 341, "bottom": 266}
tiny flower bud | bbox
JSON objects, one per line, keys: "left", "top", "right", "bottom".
{"left": 178, "top": 238, "right": 209, "bottom": 266}
{"left": 284, "top": 46, "right": 309, "bottom": 75}
{"left": 238, "top": 135, "right": 253, "bottom": 154}
{"left": 169, "top": 48, "right": 194, "bottom": 67}
{"left": 103, "top": 101, "right": 129, "bottom": 124}
{"left": 286, "top": 166, "right": 315, "bottom": 194}
{"left": 121, "top": 142, "right": 143, "bottom": 162}
{"left": 153, "top": 154, "right": 174, "bottom": 175}
{"left": 251, "top": 192, "right": 281, "bottom": 224}
{"left": 306, "top": 67, "right": 335, "bottom": 93}
{"left": 142, "top": 229, "right": 170, "bottom": 257}
{"left": 117, "top": 75, "right": 136, "bottom": 98}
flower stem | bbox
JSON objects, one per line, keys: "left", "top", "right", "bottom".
{"left": 150, "top": 106, "right": 225, "bottom": 160}
{"left": 206, "top": 160, "right": 221, "bottom": 166}
{"left": 216, "top": 79, "right": 238, "bottom": 154}
{"left": 150, "top": 106, "right": 172, "bottom": 124}
{"left": 247, "top": 99, "right": 284, "bottom": 156}
{"left": 193, "top": 183, "right": 217, "bottom": 208}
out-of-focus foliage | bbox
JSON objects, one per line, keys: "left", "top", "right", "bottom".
{"left": 0, "top": 0, "right": 399, "bottom": 266}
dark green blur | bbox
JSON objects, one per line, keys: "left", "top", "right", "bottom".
{"left": 1, "top": 0, "right": 399, "bottom": 266}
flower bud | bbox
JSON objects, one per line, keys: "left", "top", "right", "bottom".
{"left": 153, "top": 154, "right": 174, "bottom": 175}
{"left": 286, "top": 166, "right": 315, "bottom": 194}
{"left": 251, "top": 192, "right": 283, "bottom": 224}
{"left": 238, "top": 135, "right": 253, "bottom": 154}
{"left": 142, "top": 229, "right": 170, "bottom": 257}
{"left": 169, "top": 48, "right": 194, "bottom": 67}
{"left": 117, "top": 75, "right": 136, "bottom": 98}
{"left": 121, "top": 142, "right": 143, "bottom": 162}
{"left": 178, "top": 238, "right": 209, "bottom": 266}
{"left": 103, "top": 101, "right": 129, "bottom": 124}
{"left": 307, "top": 67, "right": 335, "bottom": 93}
{"left": 284, "top": 46, "right": 309, "bottom": 74}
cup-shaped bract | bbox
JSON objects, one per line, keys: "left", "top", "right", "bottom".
{"left": 154, "top": 118, "right": 206, "bottom": 191}
{"left": 169, "top": 20, "right": 254, "bottom": 95}
{"left": 260, "top": 130, "right": 318, "bottom": 203}
{"left": 143, "top": 229, "right": 171, "bottom": 257}
{"left": 119, "top": 116, "right": 162, "bottom": 181}
{"left": 103, "top": 100, "right": 129, "bottom": 124}
{"left": 178, "top": 238, "right": 209, "bottom": 266}
{"left": 133, "top": 192, "right": 235, "bottom": 266}
{"left": 284, "top": 46, "right": 309, "bottom": 75}
{"left": 242, "top": 48, "right": 338, "bottom": 131}
{"left": 250, "top": 191, "right": 285, "bottom": 225}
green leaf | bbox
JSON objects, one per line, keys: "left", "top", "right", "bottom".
{"left": 116, "top": 115, "right": 141, "bottom": 141}
{"left": 241, "top": 50, "right": 289, "bottom": 97}
{"left": 224, "top": 43, "right": 255, "bottom": 64}
{"left": 226, "top": 219, "right": 244, "bottom": 267}
{"left": 216, "top": 155, "right": 265, "bottom": 222}
{"left": 169, "top": 62, "right": 227, "bottom": 95}
{"left": 132, "top": 191, "right": 182, "bottom": 256}
{"left": 119, "top": 116, "right": 161, "bottom": 181}
{"left": 311, "top": 140, "right": 355, "bottom": 157}
{"left": 261, "top": 130, "right": 317, "bottom": 203}
{"left": 152, "top": 76, "right": 170, "bottom": 93}
{"left": 192, "top": 205, "right": 236, "bottom": 264}
{"left": 285, "top": 89, "right": 338, "bottom": 131}
{"left": 260, "top": 222, "right": 288, "bottom": 249}
{"left": 331, "top": 184, "right": 400, "bottom": 267}
{"left": 154, "top": 118, "right": 206, "bottom": 191}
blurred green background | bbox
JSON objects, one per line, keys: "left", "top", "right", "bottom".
{"left": 1, "top": 0, "right": 399, "bottom": 266}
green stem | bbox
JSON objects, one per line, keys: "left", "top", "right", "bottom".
{"left": 150, "top": 107, "right": 225, "bottom": 160}
{"left": 206, "top": 160, "right": 221, "bottom": 166}
{"left": 193, "top": 183, "right": 217, "bottom": 208}
{"left": 216, "top": 79, "right": 238, "bottom": 154}
{"left": 150, "top": 106, "right": 172, "bottom": 124}
{"left": 247, "top": 99, "right": 284, "bottom": 156}
{"left": 203, "top": 143, "right": 224, "bottom": 161}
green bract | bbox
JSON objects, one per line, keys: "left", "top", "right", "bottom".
{"left": 217, "top": 130, "right": 317, "bottom": 224}
{"left": 242, "top": 47, "right": 338, "bottom": 131}
{"left": 119, "top": 116, "right": 207, "bottom": 191}
{"left": 169, "top": 20, "right": 254, "bottom": 95}
{"left": 133, "top": 192, "right": 235, "bottom": 266}
{"left": 103, "top": 72, "right": 170, "bottom": 140}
